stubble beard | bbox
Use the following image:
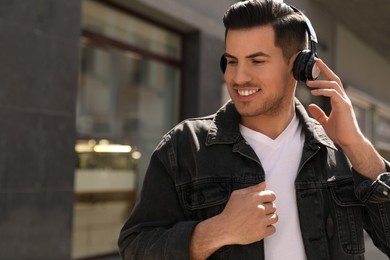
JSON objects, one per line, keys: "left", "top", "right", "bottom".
{"left": 237, "top": 92, "right": 286, "bottom": 118}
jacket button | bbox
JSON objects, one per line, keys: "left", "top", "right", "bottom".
{"left": 383, "top": 190, "right": 389, "bottom": 196}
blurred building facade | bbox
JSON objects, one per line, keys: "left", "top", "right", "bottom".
{"left": 0, "top": 0, "right": 389, "bottom": 259}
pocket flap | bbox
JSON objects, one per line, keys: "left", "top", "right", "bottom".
{"left": 328, "top": 177, "right": 364, "bottom": 207}
{"left": 181, "top": 179, "right": 231, "bottom": 211}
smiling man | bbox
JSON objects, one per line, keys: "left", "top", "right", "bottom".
{"left": 118, "top": 1, "right": 390, "bottom": 259}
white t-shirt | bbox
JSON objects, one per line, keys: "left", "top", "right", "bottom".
{"left": 240, "top": 114, "right": 306, "bottom": 260}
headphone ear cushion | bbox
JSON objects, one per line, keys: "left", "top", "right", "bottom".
{"left": 220, "top": 55, "right": 227, "bottom": 74}
{"left": 293, "top": 50, "right": 311, "bottom": 82}
{"left": 305, "top": 54, "right": 319, "bottom": 81}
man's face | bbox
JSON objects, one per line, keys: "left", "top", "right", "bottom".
{"left": 224, "top": 25, "right": 296, "bottom": 119}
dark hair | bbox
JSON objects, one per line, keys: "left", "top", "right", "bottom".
{"left": 223, "top": 0, "right": 308, "bottom": 62}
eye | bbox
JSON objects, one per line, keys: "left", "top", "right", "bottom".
{"left": 227, "top": 60, "right": 237, "bottom": 65}
{"left": 252, "top": 60, "right": 265, "bottom": 64}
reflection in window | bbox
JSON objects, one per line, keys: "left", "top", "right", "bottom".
{"left": 76, "top": 40, "right": 180, "bottom": 142}
{"left": 72, "top": 2, "right": 181, "bottom": 258}
{"left": 82, "top": 0, "right": 182, "bottom": 60}
{"left": 375, "top": 111, "right": 390, "bottom": 157}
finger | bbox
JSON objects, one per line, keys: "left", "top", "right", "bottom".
{"left": 258, "top": 190, "right": 276, "bottom": 203}
{"left": 265, "top": 213, "right": 278, "bottom": 226}
{"left": 307, "top": 104, "right": 328, "bottom": 126}
{"left": 262, "top": 202, "right": 277, "bottom": 215}
{"left": 257, "top": 202, "right": 276, "bottom": 215}
{"left": 315, "top": 59, "right": 342, "bottom": 85}
{"left": 311, "top": 88, "right": 348, "bottom": 106}
{"left": 306, "top": 81, "right": 347, "bottom": 99}
{"left": 306, "top": 80, "right": 345, "bottom": 96}
{"left": 263, "top": 225, "right": 277, "bottom": 238}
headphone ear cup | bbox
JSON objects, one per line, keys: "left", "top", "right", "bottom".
{"left": 293, "top": 50, "right": 311, "bottom": 82}
{"left": 305, "top": 54, "right": 319, "bottom": 81}
{"left": 220, "top": 55, "right": 227, "bottom": 74}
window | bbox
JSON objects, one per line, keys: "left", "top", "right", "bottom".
{"left": 72, "top": 1, "right": 182, "bottom": 258}
{"left": 374, "top": 108, "right": 390, "bottom": 160}
{"left": 347, "top": 86, "right": 390, "bottom": 161}
{"left": 347, "top": 88, "right": 373, "bottom": 140}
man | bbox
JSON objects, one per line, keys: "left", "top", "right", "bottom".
{"left": 118, "top": 1, "right": 390, "bottom": 259}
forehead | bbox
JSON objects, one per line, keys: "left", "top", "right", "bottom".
{"left": 225, "top": 25, "right": 277, "bottom": 55}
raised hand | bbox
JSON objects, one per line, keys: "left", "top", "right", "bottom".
{"left": 306, "top": 59, "right": 364, "bottom": 148}
{"left": 306, "top": 59, "right": 385, "bottom": 180}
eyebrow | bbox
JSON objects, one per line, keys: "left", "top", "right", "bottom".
{"left": 224, "top": 51, "right": 271, "bottom": 59}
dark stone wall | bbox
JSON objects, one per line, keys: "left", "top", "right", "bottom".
{"left": 0, "top": 1, "right": 80, "bottom": 259}
{"left": 182, "top": 31, "right": 225, "bottom": 120}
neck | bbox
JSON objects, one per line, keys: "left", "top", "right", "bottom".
{"left": 240, "top": 100, "right": 296, "bottom": 139}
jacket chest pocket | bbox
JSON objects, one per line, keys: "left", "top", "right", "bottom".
{"left": 328, "top": 177, "right": 365, "bottom": 255}
{"left": 178, "top": 179, "right": 232, "bottom": 220}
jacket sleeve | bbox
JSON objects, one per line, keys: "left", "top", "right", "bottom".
{"left": 353, "top": 160, "right": 390, "bottom": 256}
{"left": 118, "top": 137, "right": 198, "bottom": 260}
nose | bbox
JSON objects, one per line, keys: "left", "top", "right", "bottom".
{"left": 230, "top": 63, "right": 252, "bottom": 85}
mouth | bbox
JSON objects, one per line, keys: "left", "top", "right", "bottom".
{"left": 237, "top": 89, "right": 260, "bottom": 97}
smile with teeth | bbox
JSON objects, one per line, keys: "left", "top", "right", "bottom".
{"left": 237, "top": 89, "right": 260, "bottom": 96}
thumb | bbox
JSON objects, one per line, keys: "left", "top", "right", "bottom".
{"left": 308, "top": 104, "right": 328, "bottom": 126}
{"left": 258, "top": 182, "right": 266, "bottom": 191}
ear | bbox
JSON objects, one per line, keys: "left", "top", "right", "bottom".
{"left": 289, "top": 51, "right": 301, "bottom": 68}
{"left": 289, "top": 51, "right": 301, "bottom": 78}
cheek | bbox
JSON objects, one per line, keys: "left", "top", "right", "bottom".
{"left": 223, "top": 70, "right": 233, "bottom": 84}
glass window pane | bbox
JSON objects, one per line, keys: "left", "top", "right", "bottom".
{"left": 82, "top": 0, "right": 181, "bottom": 60}
{"left": 77, "top": 40, "right": 180, "bottom": 139}
{"left": 375, "top": 113, "right": 390, "bottom": 150}
{"left": 73, "top": 2, "right": 181, "bottom": 257}
{"left": 353, "top": 105, "right": 367, "bottom": 135}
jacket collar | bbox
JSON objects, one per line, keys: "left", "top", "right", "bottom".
{"left": 206, "top": 99, "right": 337, "bottom": 151}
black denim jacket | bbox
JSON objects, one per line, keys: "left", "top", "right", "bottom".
{"left": 118, "top": 100, "right": 390, "bottom": 260}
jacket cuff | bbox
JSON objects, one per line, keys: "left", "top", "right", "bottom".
{"left": 353, "top": 160, "right": 390, "bottom": 203}
{"left": 165, "top": 221, "right": 199, "bottom": 260}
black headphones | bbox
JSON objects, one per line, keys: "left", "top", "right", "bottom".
{"left": 220, "top": 4, "right": 319, "bottom": 82}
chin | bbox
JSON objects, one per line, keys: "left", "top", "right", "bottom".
{"left": 235, "top": 105, "right": 263, "bottom": 117}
